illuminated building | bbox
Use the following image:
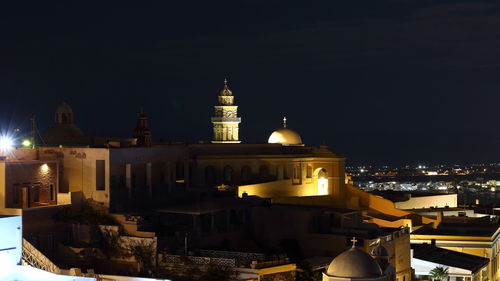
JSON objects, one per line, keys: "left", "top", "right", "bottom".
{"left": 0, "top": 160, "right": 58, "bottom": 209}
{"left": 211, "top": 79, "right": 241, "bottom": 143}
{"left": 3, "top": 81, "right": 435, "bottom": 281}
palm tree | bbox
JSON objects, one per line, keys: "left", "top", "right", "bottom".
{"left": 429, "top": 266, "right": 449, "bottom": 281}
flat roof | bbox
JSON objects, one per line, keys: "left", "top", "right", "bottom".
{"left": 412, "top": 220, "right": 500, "bottom": 237}
{"left": 412, "top": 244, "right": 489, "bottom": 273}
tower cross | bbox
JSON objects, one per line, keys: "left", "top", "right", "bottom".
{"left": 351, "top": 237, "right": 358, "bottom": 248}
{"left": 283, "top": 116, "right": 287, "bottom": 128}
{"left": 224, "top": 78, "right": 228, "bottom": 86}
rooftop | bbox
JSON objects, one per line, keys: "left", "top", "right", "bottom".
{"left": 412, "top": 244, "right": 489, "bottom": 273}
{"left": 412, "top": 218, "right": 500, "bottom": 237}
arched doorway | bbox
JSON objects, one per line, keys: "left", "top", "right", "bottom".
{"left": 314, "top": 168, "right": 328, "bottom": 195}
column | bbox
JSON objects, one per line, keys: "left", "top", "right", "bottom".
{"left": 126, "top": 163, "right": 132, "bottom": 199}
{"left": 146, "top": 162, "right": 152, "bottom": 197}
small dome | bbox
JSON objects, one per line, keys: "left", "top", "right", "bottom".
{"left": 327, "top": 247, "right": 383, "bottom": 278}
{"left": 371, "top": 244, "right": 389, "bottom": 258}
{"left": 56, "top": 102, "right": 73, "bottom": 114}
{"left": 220, "top": 86, "right": 232, "bottom": 96}
{"left": 268, "top": 128, "right": 302, "bottom": 145}
{"left": 220, "top": 79, "right": 233, "bottom": 96}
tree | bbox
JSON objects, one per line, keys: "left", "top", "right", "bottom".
{"left": 129, "top": 239, "right": 157, "bottom": 275}
{"left": 429, "top": 266, "right": 448, "bottom": 281}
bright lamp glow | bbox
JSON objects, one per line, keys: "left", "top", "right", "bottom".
{"left": 22, "top": 139, "right": 31, "bottom": 147}
{"left": 318, "top": 177, "right": 328, "bottom": 195}
{"left": 40, "top": 164, "right": 49, "bottom": 173}
{"left": 0, "top": 136, "right": 13, "bottom": 152}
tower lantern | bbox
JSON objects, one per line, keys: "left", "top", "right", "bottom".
{"left": 211, "top": 79, "right": 241, "bottom": 143}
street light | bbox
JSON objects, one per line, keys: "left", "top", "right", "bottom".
{"left": 22, "top": 139, "right": 31, "bottom": 148}
{"left": 0, "top": 136, "right": 13, "bottom": 153}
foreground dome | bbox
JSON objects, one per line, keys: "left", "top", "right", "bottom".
{"left": 326, "top": 247, "right": 383, "bottom": 278}
{"left": 268, "top": 128, "right": 303, "bottom": 146}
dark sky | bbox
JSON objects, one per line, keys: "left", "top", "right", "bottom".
{"left": 0, "top": 1, "right": 500, "bottom": 165}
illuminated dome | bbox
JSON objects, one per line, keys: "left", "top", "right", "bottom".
{"left": 268, "top": 128, "right": 302, "bottom": 145}
{"left": 268, "top": 117, "right": 303, "bottom": 146}
{"left": 326, "top": 247, "right": 383, "bottom": 278}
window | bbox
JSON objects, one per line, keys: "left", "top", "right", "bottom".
{"left": 306, "top": 165, "right": 313, "bottom": 178}
{"left": 293, "top": 165, "right": 300, "bottom": 179}
{"left": 292, "top": 164, "right": 301, "bottom": 184}
{"left": 96, "top": 160, "right": 105, "bottom": 191}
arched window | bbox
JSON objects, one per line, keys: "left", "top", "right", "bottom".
{"left": 293, "top": 164, "right": 300, "bottom": 179}
{"left": 241, "top": 166, "right": 252, "bottom": 182}
{"left": 223, "top": 166, "right": 234, "bottom": 184}
{"left": 306, "top": 165, "right": 313, "bottom": 178}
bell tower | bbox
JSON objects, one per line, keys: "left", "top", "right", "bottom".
{"left": 211, "top": 79, "right": 241, "bottom": 143}
{"left": 133, "top": 108, "right": 152, "bottom": 147}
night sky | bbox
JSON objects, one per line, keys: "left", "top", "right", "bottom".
{"left": 0, "top": 1, "right": 500, "bottom": 165}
